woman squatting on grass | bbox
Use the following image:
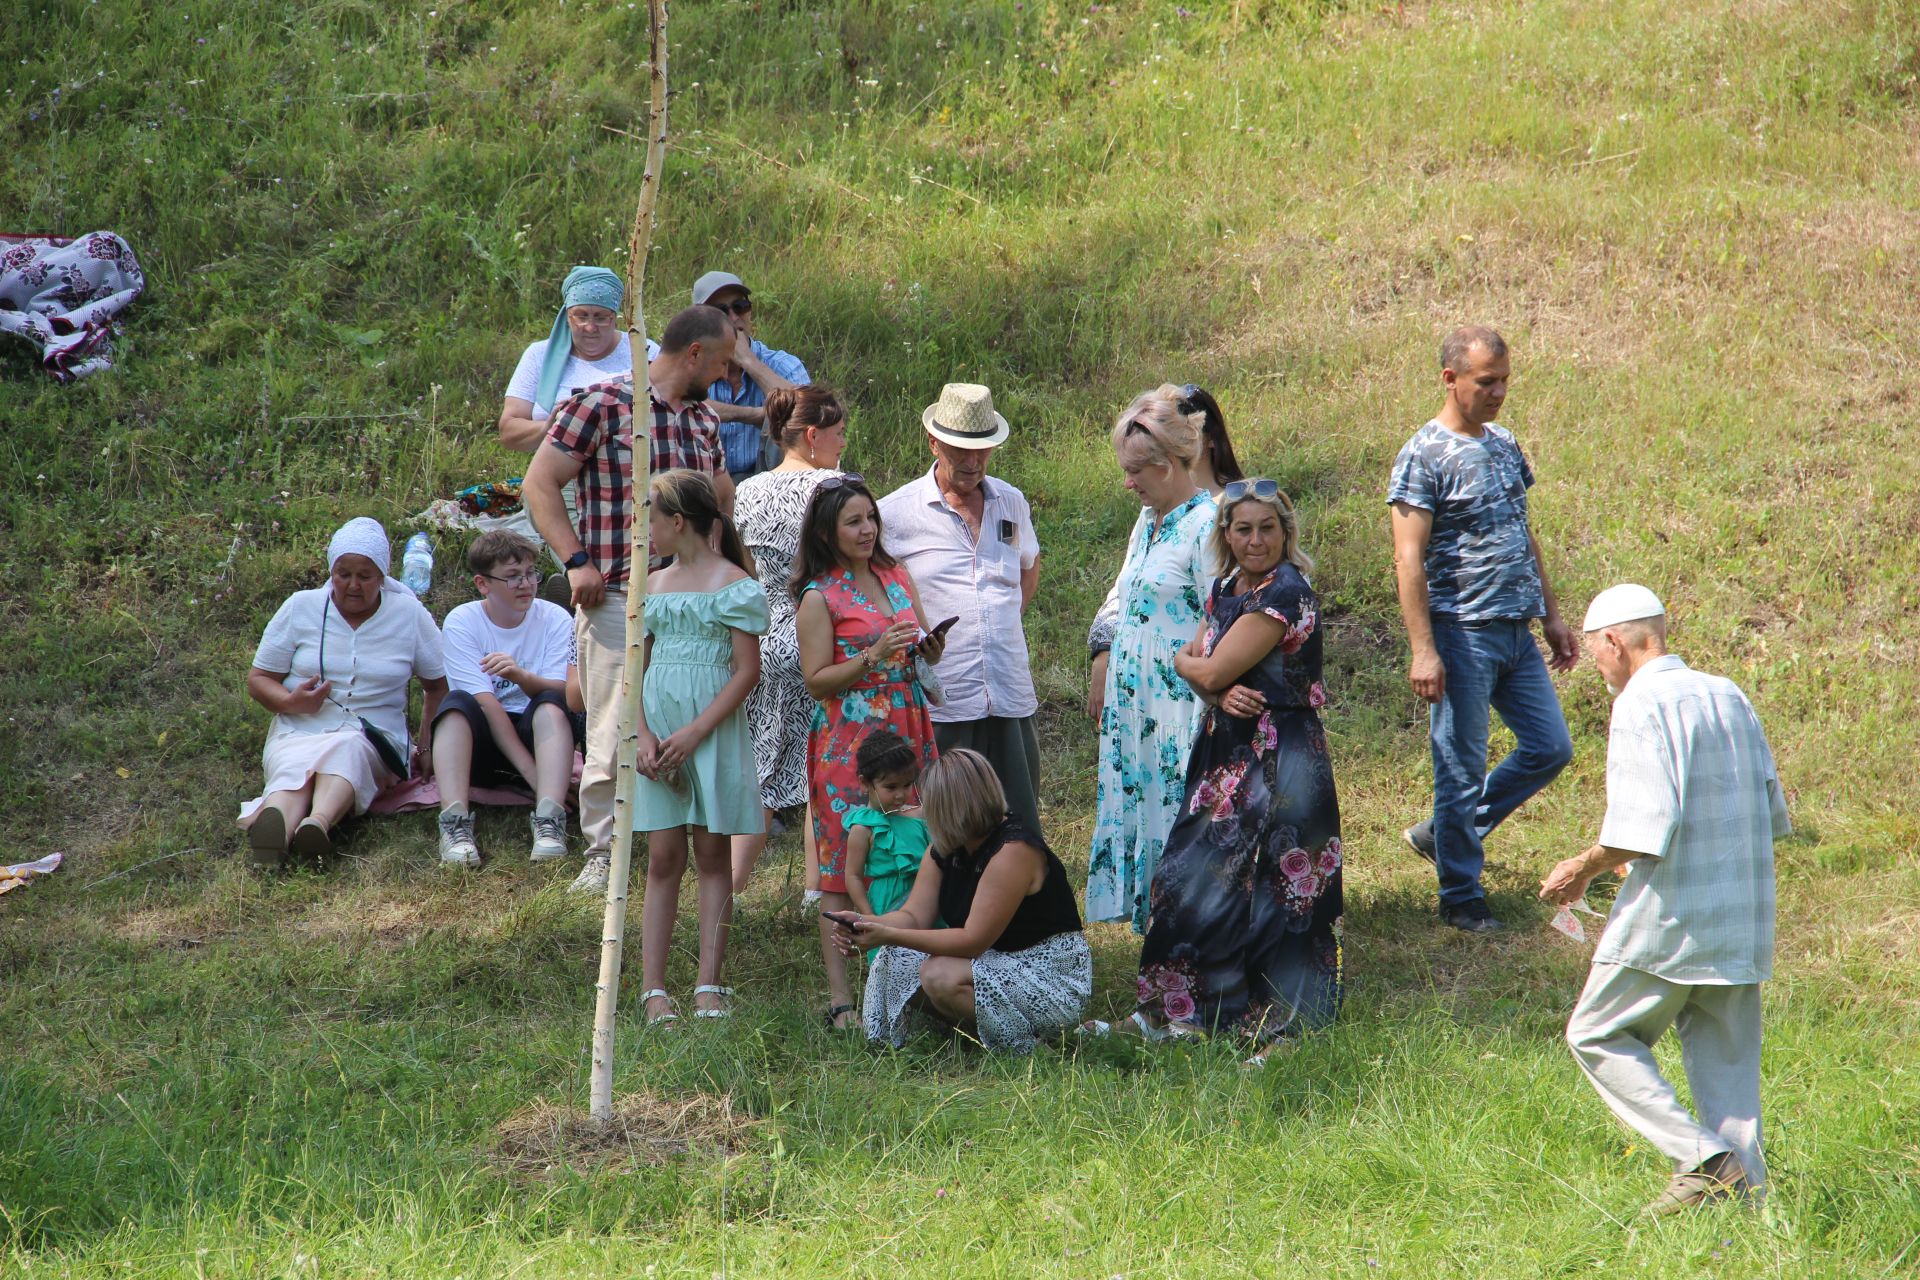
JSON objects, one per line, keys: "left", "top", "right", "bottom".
{"left": 629, "top": 470, "right": 770, "bottom": 1026}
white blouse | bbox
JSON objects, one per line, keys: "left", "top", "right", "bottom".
{"left": 251, "top": 584, "right": 446, "bottom": 752}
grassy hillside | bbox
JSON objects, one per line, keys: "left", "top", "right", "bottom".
{"left": 3, "top": 0, "right": 1918, "bottom": 1274}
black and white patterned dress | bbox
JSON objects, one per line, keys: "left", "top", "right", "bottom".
{"left": 735, "top": 467, "right": 842, "bottom": 811}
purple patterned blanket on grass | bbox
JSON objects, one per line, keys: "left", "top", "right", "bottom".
{"left": 1, "top": 231, "right": 146, "bottom": 381}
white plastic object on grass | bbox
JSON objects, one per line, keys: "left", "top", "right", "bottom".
{"left": 401, "top": 531, "right": 434, "bottom": 596}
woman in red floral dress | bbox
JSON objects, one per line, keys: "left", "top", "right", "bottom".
{"left": 794, "top": 475, "right": 944, "bottom": 1027}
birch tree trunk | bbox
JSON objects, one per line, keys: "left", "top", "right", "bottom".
{"left": 590, "top": 0, "right": 670, "bottom": 1127}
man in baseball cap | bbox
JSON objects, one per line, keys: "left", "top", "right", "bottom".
{"left": 1541, "top": 584, "right": 1790, "bottom": 1216}
{"left": 692, "top": 270, "right": 812, "bottom": 484}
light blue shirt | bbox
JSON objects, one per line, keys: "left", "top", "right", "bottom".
{"left": 707, "top": 339, "right": 811, "bottom": 479}
{"left": 1594, "top": 654, "right": 1789, "bottom": 984}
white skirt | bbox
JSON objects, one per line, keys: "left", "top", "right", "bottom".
{"left": 237, "top": 726, "right": 393, "bottom": 825}
{"left": 863, "top": 932, "right": 1092, "bottom": 1054}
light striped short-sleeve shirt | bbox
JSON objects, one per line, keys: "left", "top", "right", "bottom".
{"left": 1594, "top": 654, "right": 1790, "bottom": 984}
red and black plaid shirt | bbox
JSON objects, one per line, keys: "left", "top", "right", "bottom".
{"left": 544, "top": 375, "right": 724, "bottom": 588}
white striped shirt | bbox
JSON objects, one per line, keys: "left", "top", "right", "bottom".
{"left": 1595, "top": 654, "right": 1790, "bottom": 984}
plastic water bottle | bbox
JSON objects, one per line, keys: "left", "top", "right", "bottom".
{"left": 401, "top": 532, "right": 434, "bottom": 596}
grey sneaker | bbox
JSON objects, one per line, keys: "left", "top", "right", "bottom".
{"left": 529, "top": 799, "right": 570, "bottom": 862}
{"left": 569, "top": 853, "right": 610, "bottom": 895}
{"left": 438, "top": 807, "right": 480, "bottom": 868}
{"left": 1402, "top": 819, "right": 1437, "bottom": 864}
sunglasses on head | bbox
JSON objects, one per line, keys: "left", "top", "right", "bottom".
{"left": 1221, "top": 477, "right": 1283, "bottom": 502}
{"left": 817, "top": 472, "right": 867, "bottom": 492}
{"left": 1176, "top": 383, "right": 1203, "bottom": 416}
{"left": 708, "top": 297, "right": 753, "bottom": 316}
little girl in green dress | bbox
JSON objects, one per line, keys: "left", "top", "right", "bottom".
{"left": 842, "top": 729, "right": 932, "bottom": 961}
{"left": 631, "top": 470, "right": 770, "bottom": 1027}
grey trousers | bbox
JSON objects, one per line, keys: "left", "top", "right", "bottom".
{"left": 1566, "top": 962, "right": 1767, "bottom": 1191}
{"left": 933, "top": 715, "right": 1041, "bottom": 832}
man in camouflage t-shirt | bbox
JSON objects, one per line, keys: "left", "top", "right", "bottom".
{"left": 1387, "top": 327, "right": 1578, "bottom": 932}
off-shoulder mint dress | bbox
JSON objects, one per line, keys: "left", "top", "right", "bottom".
{"left": 633, "top": 577, "right": 771, "bottom": 835}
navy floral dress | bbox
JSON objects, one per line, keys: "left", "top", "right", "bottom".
{"left": 1136, "top": 563, "right": 1343, "bottom": 1042}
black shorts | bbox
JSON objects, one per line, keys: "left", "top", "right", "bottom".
{"left": 433, "top": 688, "right": 584, "bottom": 788}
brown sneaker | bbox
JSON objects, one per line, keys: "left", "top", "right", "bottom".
{"left": 248, "top": 808, "right": 289, "bottom": 869}
{"left": 1645, "top": 1150, "right": 1748, "bottom": 1217}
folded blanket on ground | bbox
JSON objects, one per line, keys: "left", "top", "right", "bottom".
{"left": 1, "top": 231, "right": 146, "bottom": 381}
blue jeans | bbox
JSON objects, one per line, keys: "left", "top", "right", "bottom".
{"left": 1428, "top": 618, "right": 1573, "bottom": 907}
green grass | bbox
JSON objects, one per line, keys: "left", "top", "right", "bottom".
{"left": 4, "top": 0, "right": 1920, "bottom": 1273}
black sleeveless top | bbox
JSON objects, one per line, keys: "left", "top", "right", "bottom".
{"left": 933, "top": 818, "right": 1083, "bottom": 954}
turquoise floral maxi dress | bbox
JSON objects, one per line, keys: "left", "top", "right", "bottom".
{"left": 1135, "top": 564, "right": 1343, "bottom": 1042}
{"left": 1086, "top": 491, "right": 1217, "bottom": 932}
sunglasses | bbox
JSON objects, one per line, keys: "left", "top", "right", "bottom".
{"left": 1221, "top": 477, "right": 1283, "bottom": 502}
{"left": 817, "top": 472, "right": 868, "bottom": 492}
{"left": 1176, "top": 383, "right": 1203, "bottom": 416}
{"left": 708, "top": 297, "right": 753, "bottom": 316}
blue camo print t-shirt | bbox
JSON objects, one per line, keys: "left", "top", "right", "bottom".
{"left": 1386, "top": 420, "right": 1546, "bottom": 622}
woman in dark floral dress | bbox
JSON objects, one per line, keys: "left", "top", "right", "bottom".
{"left": 1130, "top": 480, "right": 1342, "bottom": 1056}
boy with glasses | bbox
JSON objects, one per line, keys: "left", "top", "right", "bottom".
{"left": 431, "top": 531, "right": 582, "bottom": 867}
{"left": 692, "top": 270, "right": 812, "bottom": 484}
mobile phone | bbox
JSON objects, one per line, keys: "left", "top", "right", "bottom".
{"left": 821, "top": 910, "right": 859, "bottom": 925}
{"left": 927, "top": 615, "right": 960, "bottom": 642}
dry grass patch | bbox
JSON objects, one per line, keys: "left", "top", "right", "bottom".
{"left": 491, "top": 1090, "right": 761, "bottom": 1178}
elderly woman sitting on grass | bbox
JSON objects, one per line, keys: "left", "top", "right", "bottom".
{"left": 237, "top": 517, "right": 448, "bottom": 868}
{"left": 830, "top": 749, "right": 1090, "bottom": 1054}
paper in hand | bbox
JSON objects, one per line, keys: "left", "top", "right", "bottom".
{"left": 1549, "top": 905, "right": 1588, "bottom": 942}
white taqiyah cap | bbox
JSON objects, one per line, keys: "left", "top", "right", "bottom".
{"left": 691, "top": 271, "right": 747, "bottom": 304}
{"left": 1583, "top": 583, "right": 1666, "bottom": 632}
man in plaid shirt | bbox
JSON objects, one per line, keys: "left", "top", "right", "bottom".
{"left": 525, "top": 304, "right": 736, "bottom": 893}
{"left": 1541, "top": 583, "right": 1789, "bottom": 1218}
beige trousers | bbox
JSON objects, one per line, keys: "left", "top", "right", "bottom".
{"left": 574, "top": 591, "right": 627, "bottom": 855}
{"left": 1566, "top": 962, "right": 1767, "bottom": 1192}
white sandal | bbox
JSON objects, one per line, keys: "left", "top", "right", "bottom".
{"left": 1079, "top": 1012, "right": 1175, "bottom": 1043}
{"left": 640, "top": 988, "right": 678, "bottom": 1027}
{"left": 692, "top": 985, "right": 733, "bottom": 1019}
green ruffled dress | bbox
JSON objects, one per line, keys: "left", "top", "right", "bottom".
{"left": 843, "top": 804, "right": 931, "bottom": 958}
{"left": 632, "top": 578, "right": 771, "bottom": 835}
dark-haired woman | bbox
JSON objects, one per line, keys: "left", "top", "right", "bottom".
{"left": 794, "top": 474, "right": 945, "bottom": 1027}
{"left": 731, "top": 385, "right": 851, "bottom": 891}
{"left": 1177, "top": 383, "right": 1246, "bottom": 498}
{"left": 1131, "top": 480, "right": 1342, "bottom": 1062}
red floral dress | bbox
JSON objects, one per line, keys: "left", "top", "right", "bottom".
{"left": 804, "top": 564, "right": 939, "bottom": 892}
{"left": 1135, "top": 563, "right": 1343, "bottom": 1042}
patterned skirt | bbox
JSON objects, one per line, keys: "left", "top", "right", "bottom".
{"left": 863, "top": 932, "right": 1092, "bottom": 1054}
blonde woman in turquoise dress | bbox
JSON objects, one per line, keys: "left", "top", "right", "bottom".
{"left": 632, "top": 471, "right": 771, "bottom": 1026}
{"left": 1086, "top": 387, "right": 1218, "bottom": 933}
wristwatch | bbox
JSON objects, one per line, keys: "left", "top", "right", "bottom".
{"left": 563, "top": 550, "right": 591, "bottom": 571}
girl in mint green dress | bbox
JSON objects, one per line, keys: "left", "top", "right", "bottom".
{"left": 631, "top": 472, "right": 770, "bottom": 1026}
{"left": 843, "top": 730, "right": 932, "bottom": 960}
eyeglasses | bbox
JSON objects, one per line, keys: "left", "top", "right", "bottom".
{"left": 1221, "top": 478, "right": 1282, "bottom": 502}
{"left": 817, "top": 472, "right": 867, "bottom": 492}
{"left": 484, "top": 571, "right": 542, "bottom": 587}
{"left": 708, "top": 297, "right": 753, "bottom": 316}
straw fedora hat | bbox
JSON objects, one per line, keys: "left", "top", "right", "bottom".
{"left": 921, "top": 383, "right": 1010, "bottom": 449}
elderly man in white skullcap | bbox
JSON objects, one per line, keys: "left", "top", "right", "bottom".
{"left": 1540, "top": 584, "right": 1790, "bottom": 1216}
{"left": 239, "top": 518, "right": 448, "bottom": 867}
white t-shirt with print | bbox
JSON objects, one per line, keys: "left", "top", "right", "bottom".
{"left": 504, "top": 332, "right": 661, "bottom": 421}
{"left": 441, "top": 598, "right": 576, "bottom": 715}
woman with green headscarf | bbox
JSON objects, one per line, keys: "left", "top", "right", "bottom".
{"left": 498, "top": 267, "right": 662, "bottom": 561}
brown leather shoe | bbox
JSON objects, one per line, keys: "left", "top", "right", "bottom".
{"left": 1645, "top": 1150, "right": 1749, "bottom": 1217}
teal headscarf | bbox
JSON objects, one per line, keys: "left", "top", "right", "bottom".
{"left": 534, "top": 265, "right": 626, "bottom": 413}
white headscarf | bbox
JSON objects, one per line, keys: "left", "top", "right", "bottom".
{"left": 326, "top": 517, "right": 409, "bottom": 595}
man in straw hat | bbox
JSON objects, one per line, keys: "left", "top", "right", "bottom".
{"left": 879, "top": 383, "right": 1043, "bottom": 830}
{"left": 1540, "top": 584, "right": 1789, "bottom": 1216}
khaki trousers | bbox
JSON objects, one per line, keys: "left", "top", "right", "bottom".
{"left": 574, "top": 591, "right": 627, "bottom": 855}
{"left": 1566, "top": 962, "right": 1767, "bottom": 1192}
